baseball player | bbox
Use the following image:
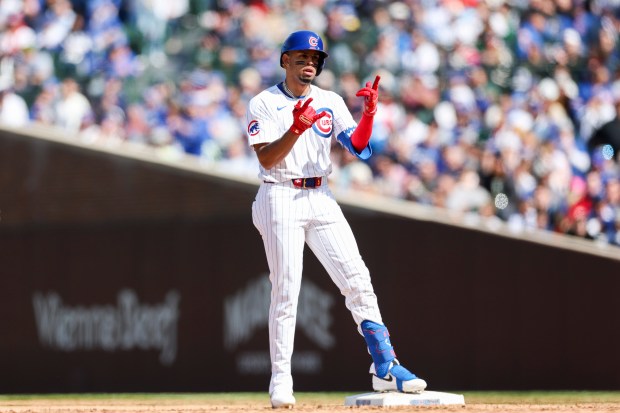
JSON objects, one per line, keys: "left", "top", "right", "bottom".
{"left": 246, "top": 30, "right": 427, "bottom": 408}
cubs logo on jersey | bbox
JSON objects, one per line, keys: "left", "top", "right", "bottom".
{"left": 248, "top": 120, "right": 260, "bottom": 136}
{"left": 312, "top": 108, "right": 333, "bottom": 138}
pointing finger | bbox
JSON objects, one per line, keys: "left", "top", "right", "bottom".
{"left": 372, "top": 75, "right": 381, "bottom": 90}
{"left": 301, "top": 97, "right": 313, "bottom": 109}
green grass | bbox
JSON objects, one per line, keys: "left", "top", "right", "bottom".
{"left": 1, "top": 391, "right": 620, "bottom": 404}
{"left": 459, "top": 391, "right": 620, "bottom": 404}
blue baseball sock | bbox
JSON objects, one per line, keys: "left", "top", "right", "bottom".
{"left": 361, "top": 320, "right": 395, "bottom": 378}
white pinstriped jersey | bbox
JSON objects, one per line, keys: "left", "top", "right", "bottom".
{"left": 246, "top": 83, "right": 370, "bottom": 182}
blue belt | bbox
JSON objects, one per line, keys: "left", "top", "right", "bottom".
{"left": 292, "top": 177, "right": 323, "bottom": 188}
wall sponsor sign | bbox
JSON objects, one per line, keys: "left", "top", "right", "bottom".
{"left": 224, "top": 274, "right": 336, "bottom": 375}
{"left": 32, "top": 289, "right": 181, "bottom": 366}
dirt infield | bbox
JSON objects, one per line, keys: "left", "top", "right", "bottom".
{"left": 2, "top": 393, "right": 620, "bottom": 413}
{"left": 3, "top": 401, "right": 620, "bottom": 413}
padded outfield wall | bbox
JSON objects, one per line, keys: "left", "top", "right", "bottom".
{"left": 1, "top": 125, "right": 619, "bottom": 393}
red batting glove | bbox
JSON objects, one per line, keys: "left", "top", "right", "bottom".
{"left": 356, "top": 75, "right": 380, "bottom": 116}
{"left": 289, "top": 97, "right": 328, "bottom": 135}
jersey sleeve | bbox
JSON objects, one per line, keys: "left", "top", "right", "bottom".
{"left": 245, "top": 95, "right": 279, "bottom": 146}
{"left": 330, "top": 94, "right": 373, "bottom": 160}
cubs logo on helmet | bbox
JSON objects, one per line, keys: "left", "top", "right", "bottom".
{"left": 312, "top": 108, "right": 333, "bottom": 138}
{"left": 309, "top": 36, "right": 319, "bottom": 47}
{"left": 248, "top": 120, "right": 260, "bottom": 136}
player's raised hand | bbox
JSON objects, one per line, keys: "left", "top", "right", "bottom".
{"left": 356, "top": 75, "right": 380, "bottom": 116}
{"left": 289, "top": 97, "right": 328, "bottom": 135}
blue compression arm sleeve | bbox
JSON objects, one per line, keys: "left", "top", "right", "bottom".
{"left": 337, "top": 127, "right": 373, "bottom": 160}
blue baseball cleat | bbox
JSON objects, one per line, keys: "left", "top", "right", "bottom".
{"left": 360, "top": 320, "right": 427, "bottom": 393}
{"left": 370, "top": 359, "right": 427, "bottom": 393}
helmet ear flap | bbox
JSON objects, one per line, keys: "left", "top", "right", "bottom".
{"left": 316, "top": 57, "right": 324, "bottom": 76}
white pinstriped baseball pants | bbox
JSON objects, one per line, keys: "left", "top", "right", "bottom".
{"left": 252, "top": 180, "right": 383, "bottom": 394}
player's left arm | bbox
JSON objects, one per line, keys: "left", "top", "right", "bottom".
{"left": 334, "top": 75, "right": 380, "bottom": 160}
{"left": 350, "top": 75, "right": 380, "bottom": 153}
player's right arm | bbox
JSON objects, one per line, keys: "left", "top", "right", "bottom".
{"left": 249, "top": 98, "right": 327, "bottom": 170}
{"left": 252, "top": 131, "right": 302, "bottom": 170}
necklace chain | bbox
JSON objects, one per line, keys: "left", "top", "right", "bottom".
{"left": 283, "top": 81, "right": 308, "bottom": 98}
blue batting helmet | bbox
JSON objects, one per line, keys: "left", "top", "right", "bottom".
{"left": 280, "top": 30, "right": 328, "bottom": 76}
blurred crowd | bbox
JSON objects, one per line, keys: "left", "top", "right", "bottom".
{"left": 0, "top": 0, "right": 619, "bottom": 247}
